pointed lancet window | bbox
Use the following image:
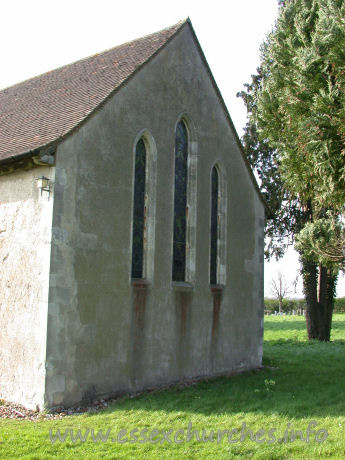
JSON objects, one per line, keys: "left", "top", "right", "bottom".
{"left": 210, "top": 166, "right": 220, "bottom": 285}
{"left": 172, "top": 121, "right": 188, "bottom": 281}
{"left": 131, "top": 138, "right": 147, "bottom": 279}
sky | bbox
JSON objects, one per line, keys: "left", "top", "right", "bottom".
{"left": 1, "top": 0, "right": 344, "bottom": 297}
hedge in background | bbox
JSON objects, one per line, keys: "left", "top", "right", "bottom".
{"left": 264, "top": 297, "right": 345, "bottom": 314}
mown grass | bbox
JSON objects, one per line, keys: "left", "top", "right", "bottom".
{"left": 1, "top": 314, "right": 345, "bottom": 459}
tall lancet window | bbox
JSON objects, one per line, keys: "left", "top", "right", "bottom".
{"left": 210, "top": 165, "right": 220, "bottom": 285}
{"left": 131, "top": 138, "right": 147, "bottom": 279}
{"left": 172, "top": 120, "right": 189, "bottom": 281}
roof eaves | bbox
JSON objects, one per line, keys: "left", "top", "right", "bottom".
{"left": 0, "top": 139, "right": 58, "bottom": 166}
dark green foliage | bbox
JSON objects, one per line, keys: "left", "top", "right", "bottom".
{"left": 255, "top": 0, "right": 345, "bottom": 266}
{"left": 238, "top": 59, "right": 305, "bottom": 260}
{"left": 334, "top": 297, "right": 345, "bottom": 312}
{"left": 264, "top": 297, "right": 306, "bottom": 313}
{"left": 238, "top": 0, "right": 345, "bottom": 340}
{"left": 296, "top": 215, "right": 345, "bottom": 268}
{"left": 265, "top": 296, "right": 345, "bottom": 313}
{"left": 239, "top": 0, "right": 345, "bottom": 259}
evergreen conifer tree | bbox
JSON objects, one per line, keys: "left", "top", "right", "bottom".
{"left": 238, "top": 0, "right": 345, "bottom": 340}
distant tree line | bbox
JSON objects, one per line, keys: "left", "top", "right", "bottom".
{"left": 265, "top": 297, "right": 345, "bottom": 314}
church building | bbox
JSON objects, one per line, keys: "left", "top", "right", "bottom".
{"left": 0, "top": 19, "right": 265, "bottom": 409}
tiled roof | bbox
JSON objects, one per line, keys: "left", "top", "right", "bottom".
{"left": 0, "top": 20, "right": 186, "bottom": 162}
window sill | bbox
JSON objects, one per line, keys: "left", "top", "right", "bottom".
{"left": 172, "top": 281, "right": 194, "bottom": 292}
{"left": 210, "top": 284, "right": 224, "bottom": 293}
{"left": 131, "top": 278, "right": 150, "bottom": 289}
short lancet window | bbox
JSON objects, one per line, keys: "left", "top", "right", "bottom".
{"left": 210, "top": 162, "right": 227, "bottom": 286}
{"left": 131, "top": 138, "right": 147, "bottom": 279}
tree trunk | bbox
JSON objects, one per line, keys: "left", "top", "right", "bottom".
{"left": 320, "top": 269, "right": 337, "bottom": 341}
{"left": 301, "top": 257, "right": 319, "bottom": 339}
{"left": 301, "top": 257, "right": 337, "bottom": 341}
{"left": 317, "top": 265, "right": 328, "bottom": 340}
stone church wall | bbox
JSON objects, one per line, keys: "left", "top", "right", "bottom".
{"left": 0, "top": 166, "right": 54, "bottom": 409}
{"left": 44, "top": 25, "right": 265, "bottom": 408}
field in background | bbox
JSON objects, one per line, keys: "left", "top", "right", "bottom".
{"left": 265, "top": 297, "right": 345, "bottom": 314}
{"left": 1, "top": 315, "right": 345, "bottom": 459}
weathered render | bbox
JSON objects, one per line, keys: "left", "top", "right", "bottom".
{"left": 0, "top": 19, "right": 265, "bottom": 409}
{"left": 0, "top": 167, "right": 54, "bottom": 409}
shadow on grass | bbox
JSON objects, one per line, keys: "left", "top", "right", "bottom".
{"left": 84, "top": 315, "right": 345, "bottom": 420}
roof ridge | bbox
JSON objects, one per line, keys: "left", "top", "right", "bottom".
{"left": 104, "top": 18, "right": 188, "bottom": 54}
{"left": 0, "top": 19, "right": 188, "bottom": 93}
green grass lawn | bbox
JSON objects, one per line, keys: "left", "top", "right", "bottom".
{"left": 1, "top": 314, "right": 345, "bottom": 459}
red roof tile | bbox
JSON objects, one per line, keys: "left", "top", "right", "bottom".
{"left": 0, "top": 20, "right": 186, "bottom": 162}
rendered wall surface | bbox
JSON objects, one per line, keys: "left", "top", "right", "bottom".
{"left": 45, "top": 25, "right": 265, "bottom": 408}
{"left": 0, "top": 166, "right": 54, "bottom": 409}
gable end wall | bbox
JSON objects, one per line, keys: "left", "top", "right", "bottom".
{"left": 45, "top": 25, "right": 264, "bottom": 408}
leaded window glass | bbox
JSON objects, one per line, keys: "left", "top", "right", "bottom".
{"left": 131, "top": 138, "right": 146, "bottom": 279}
{"left": 172, "top": 121, "right": 188, "bottom": 281}
{"left": 210, "top": 166, "right": 219, "bottom": 285}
